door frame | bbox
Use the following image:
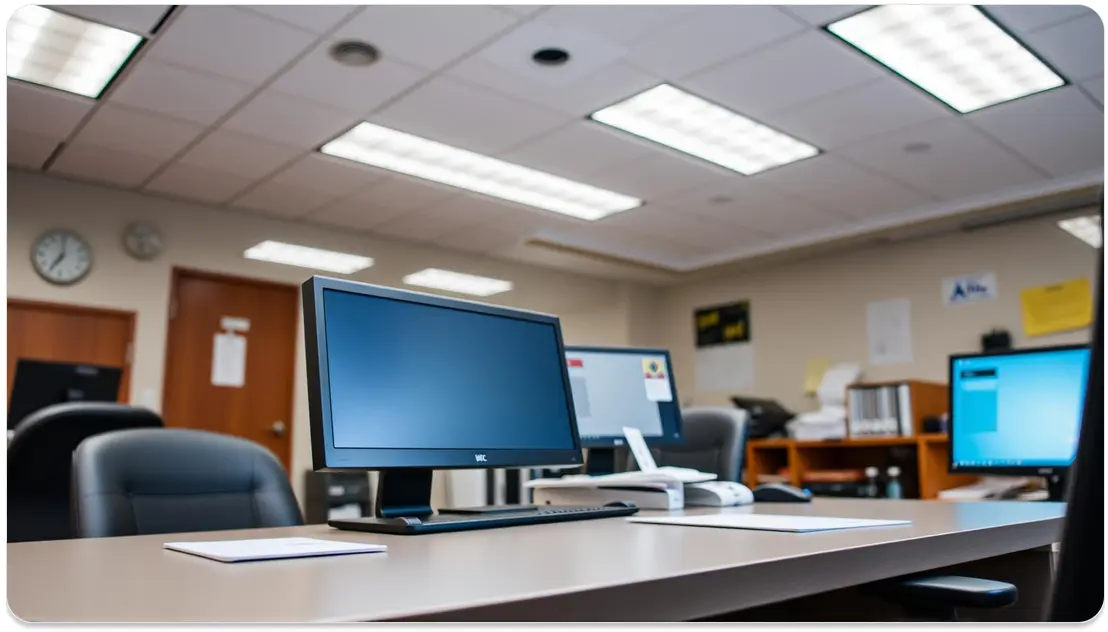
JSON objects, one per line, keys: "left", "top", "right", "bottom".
{"left": 7, "top": 298, "right": 137, "bottom": 403}
{"left": 161, "top": 267, "right": 301, "bottom": 459}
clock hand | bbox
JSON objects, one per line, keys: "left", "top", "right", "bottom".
{"left": 49, "top": 249, "right": 66, "bottom": 271}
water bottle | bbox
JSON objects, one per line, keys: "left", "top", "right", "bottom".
{"left": 886, "top": 466, "right": 903, "bottom": 500}
{"left": 865, "top": 466, "right": 880, "bottom": 498}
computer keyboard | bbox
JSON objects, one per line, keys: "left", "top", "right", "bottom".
{"left": 329, "top": 504, "right": 638, "bottom": 535}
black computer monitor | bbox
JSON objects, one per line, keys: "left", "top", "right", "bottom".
{"left": 949, "top": 343, "right": 1092, "bottom": 500}
{"left": 563, "top": 346, "right": 683, "bottom": 474}
{"left": 302, "top": 276, "right": 584, "bottom": 520}
{"left": 7, "top": 359, "right": 123, "bottom": 430}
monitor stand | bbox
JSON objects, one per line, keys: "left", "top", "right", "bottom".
{"left": 584, "top": 448, "right": 616, "bottom": 476}
{"left": 1045, "top": 473, "right": 1068, "bottom": 502}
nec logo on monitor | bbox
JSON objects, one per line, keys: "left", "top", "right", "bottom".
{"left": 474, "top": 454, "right": 487, "bottom": 463}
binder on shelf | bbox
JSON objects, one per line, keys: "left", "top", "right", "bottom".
{"left": 846, "top": 380, "right": 946, "bottom": 439}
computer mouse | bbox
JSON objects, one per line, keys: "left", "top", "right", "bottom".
{"left": 752, "top": 483, "right": 813, "bottom": 503}
{"left": 604, "top": 500, "right": 637, "bottom": 509}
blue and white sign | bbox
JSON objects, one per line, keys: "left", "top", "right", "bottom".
{"left": 943, "top": 272, "right": 998, "bottom": 306}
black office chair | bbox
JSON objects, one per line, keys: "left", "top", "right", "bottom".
{"left": 7, "top": 402, "right": 164, "bottom": 543}
{"left": 632, "top": 407, "right": 747, "bottom": 481}
{"left": 72, "top": 428, "right": 303, "bottom": 538}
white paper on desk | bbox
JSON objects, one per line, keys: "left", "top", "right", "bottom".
{"left": 164, "top": 537, "right": 386, "bottom": 563}
{"left": 628, "top": 513, "right": 910, "bottom": 532}
{"left": 695, "top": 343, "right": 755, "bottom": 392}
{"left": 211, "top": 332, "right": 247, "bottom": 387}
{"left": 866, "top": 298, "right": 913, "bottom": 366}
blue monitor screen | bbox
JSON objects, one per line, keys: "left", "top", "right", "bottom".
{"left": 321, "top": 288, "right": 577, "bottom": 452}
{"left": 951, "top": 346, "right": 1090, "bottom": 469}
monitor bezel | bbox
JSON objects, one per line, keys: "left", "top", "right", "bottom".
{"left": 303, "top": 275, "right": 584, "bottom": 471}
{"left": 563, "top": 345, "right": 685, "bottom": 448}
{"left": 948, "top": 343, "right": 1091, "bottom": 476}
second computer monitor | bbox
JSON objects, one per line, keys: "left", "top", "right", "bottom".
{"left": 564, "top": 346, "right": 683, "bottom": 448}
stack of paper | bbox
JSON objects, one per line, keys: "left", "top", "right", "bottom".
{"left": 628, "top": 513, "right": 910, "bottom": 532}
{"left": 164, "top": 537, "right": 387, "bottom": 563}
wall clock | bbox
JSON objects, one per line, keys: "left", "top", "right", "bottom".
{"left": 32, "top": 229, "right": 92, "bottom": 285}
{"left": 123, "top": 221, "right": 163, "bottom": 260}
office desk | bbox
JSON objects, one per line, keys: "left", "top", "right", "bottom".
{"left": 8, "top": 499, "right": 1063, "bottom": 622}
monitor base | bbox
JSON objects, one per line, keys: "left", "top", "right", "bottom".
{"left": 375, "top": 468, "right": 435, "bottom": 519}
{"left": 584, "top": 448, "right": 617, "bottom": 476}
{"left": 440, "top": 504, "right": 539, "bottom": 515}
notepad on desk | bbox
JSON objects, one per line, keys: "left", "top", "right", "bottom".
{"left": 628, "top": 513, "right": 910, "bottom": 532}
{"left": 164, "top": 537, "right": 387, "bottom": 563}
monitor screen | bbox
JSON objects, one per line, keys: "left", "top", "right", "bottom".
{"left": 304, "top": 277, "right": 583, "bottom": 470}
{"left": 564, "top": 347, "right": 683, "bottom": 447}
{"left": 951, "top": 345, "right": 1090, "bottom": 471}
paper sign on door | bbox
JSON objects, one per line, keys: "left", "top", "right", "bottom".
{"left": 211, "top": 332, "right": 247, "bottom": 387}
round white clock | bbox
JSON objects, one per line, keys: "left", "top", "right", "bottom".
{"left": 123, "top": 221, "right": 163, "bottom": 260}
{"left": 32, "top": 229, "right": 92, "bottom": 285}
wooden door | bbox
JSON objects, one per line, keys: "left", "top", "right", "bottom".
{"left": 7, "top": 299, "right": 135, "bottom": 403}
{"left": 162, "top": 268, "right": 299, "bottom": 471}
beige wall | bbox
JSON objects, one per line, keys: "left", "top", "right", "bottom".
{"left": 6, "top": 169, "right": 643, "bottom": 505}
{"left": 658, "top": 211, "right": 1099, "bottom": 413}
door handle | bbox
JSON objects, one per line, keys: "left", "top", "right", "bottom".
{"left": 270, "top": 420, "right": 287, "bottom": 437}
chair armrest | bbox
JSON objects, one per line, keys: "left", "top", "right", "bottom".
{"left": 872, "top": 575, "right": 1019, "bottom": 609}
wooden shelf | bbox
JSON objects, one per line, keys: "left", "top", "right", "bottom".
{"left": 749, "top": 434, "right": 948, "bottom": 449}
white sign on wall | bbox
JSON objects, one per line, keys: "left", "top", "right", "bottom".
{"left": 942, "top": 272, "right": 998, "bottom": 306}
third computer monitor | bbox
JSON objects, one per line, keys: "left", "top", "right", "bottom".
{"left": 564, "top": 346, "right": 683, "bottom": 448}
{"left": 950, "top": 343, "right": 1090, "bottom": 477}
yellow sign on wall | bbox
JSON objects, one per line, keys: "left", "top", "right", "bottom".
{"left": 1020, "top": 277, "right": 1093, "bottom": 337}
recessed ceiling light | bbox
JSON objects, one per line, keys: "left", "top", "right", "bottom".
{"left": 903, "top": 141, "right": 933, "bottom": 154}
{"left": 403, "top": 268, "right": 513, "bottom": 297}
{"left": 1058, "top": 215, "right": 1102, "bottom": 248}
{"left": 532, "top": 47, "right": 570, "bottom": 66}
{"left": 321, "top": 123, "right": 642, "bottom": 221}
{"left": 244, "top": 240, "right": 374, "bottom": 274}
{"left": 329, "top": 40, "right": 380, "bottom": 67}
{"left": 7, "top": 5, "right": 143, "bottom": 99}
{"left": 827, "top": 5, "right": 1065, "bottom": 113}
{"left": 589, "top": 84, "right": 819, "bottom": 176}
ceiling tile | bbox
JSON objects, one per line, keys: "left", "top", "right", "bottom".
{"left": 839, "top": 118, "right": 1047, "bottom": 201}
{"left": 755, "top": 154, "right": 936, "bottom": 220}
{"left": 230, "top": 182, "right": 337, "bottom": 217}
{"left": 50, "top": 143, "right": 164, "bottom": 187}
{"left": 177, "top": 130, "right": 302, "bottom": 179}
{"left": 7, "top": 80, "right": 93, "bottom": 139}
{"left": 222, "top": 90, "right": 355, "bottom": 148}
{"left": 765, "top": 77, "right": 952, "bottom": 149}
{"left": 8, "top": 131, "right": 59, "bottom": 170}
{"left": 499, "top": 6, "right": 547, "bottom": 17}
{"left": 681, "top": 180, "right": 849, "bottom": 237}
{"left": 145, "top": 162, "right": 255, "bottom": 204}
{"left": 586, "top": 151, "right": 736, "bottom": 199}
{"left": 74, "top": 103, "right": 204, "bottom": 159}
{"left": 271, "top": 154, "right": 384, "bottom": 196}
{"left": 269, "top": 40, "right": 426, "bottom": 115}
{"left": 333, "top": 6, "right": 518, "bottom": 71}
{"left": 372, "top": 76, "right": 570, "bottom": 154}
{"left": 239, "top": 5, "right": 362, "bottom": 33}
{"left": 306, "top": 196, "right": 410, "bottom": 231}
{"left": 351, "top": 173, "right": 458, "bottom": 211}
{"left": 52, "top": 5, "right": 170, "bottom": 33}
{"left": 500, "top": 121, "right": 654, "bottom": 179}
{"left": 541, "top": 5, "right": 697, "bottom": 44}
{"left": 969, "top": 87, "right": 1104, "bottom": 178}
{"left": 107, "top": 60, "right": 253, "bottom": 125}
{"left": 983, "top": 5, "right": 1093, "bottom": 35}
{"left": 625, "top": 6, "right": 805, "bottom": 79}
{"left": 538, "top": 223, "right": 700, "bottom": 265}
{"left": 601, "top": 205, "right": 770, "bottom": 250}
{"left": 146, "top": 6, "right": 316, "bottom": 84}
{"left": 372, "top": 212, "right": 476, "bottom": 243}
{"left": 1083, "top": 76, "right": 1104, "bottom": 104}
{"left": 778, "top": 5, "right": 865, "bottom": 26}
{"left": 1025, "top": 13, "right": 1104, "bottom": 82}
{"left": 684, "top": 30, "right": 888, "bottom": 118}
{"left": 439, "top": 224, "right": 524, "bottom": 254}
{"left": 418, "top": 193, "right": 517, "bottom": 224}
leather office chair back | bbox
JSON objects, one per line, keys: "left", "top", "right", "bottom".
{"left": 72, "top": 428, "right": 303, "bottom": 538}
{"left": 640, "top": 407, "right": 748, "bottom": 481}
{"left": 7, "top": 402, "right": 164, "bottom": 543}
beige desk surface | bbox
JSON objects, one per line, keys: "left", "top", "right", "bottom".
{"left": 8, "top": 499, "right": 1064, "bottom": 622}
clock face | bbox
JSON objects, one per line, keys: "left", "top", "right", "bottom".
{"left": 123, "top": 221, "right": 163, "bottom": 260}
{"left": 32, "top": 230, "right": 92, "bottom": 285}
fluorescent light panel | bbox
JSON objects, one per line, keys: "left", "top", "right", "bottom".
{"left": 403, "top": 268, "right": 513, "bottom": 297}
{"left": 320, "top": 123, "right": 642, "bottom": 221}
{"left": 589, "top": 84, "right": 819, "bottom": 176}
{"left": 1058, "top": 215, "right": 1102, "bottom": 248}
{"left": 828, "top": 5, "right": 1065, "bottom": 113}
{"left": 7, "top": 5, "right": 143, "bottom": 98}
{"left": 244, "top": 241, "right": 374, "bottom": 274}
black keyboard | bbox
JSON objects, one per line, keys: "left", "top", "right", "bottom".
{"left": 329, "top": 505, "right": 638, "bottom": 535}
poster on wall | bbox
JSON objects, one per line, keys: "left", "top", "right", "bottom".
{"left": 693, "top": 300, "right": 754, "bottom": 392}
{"left": 1020, "top": 277, "right": 1093, "bottom": 337}
{"left": 942, "top": 271, "right": 997, "bottom": 306}
{"left": 866, "top": 298, "right": 913, "bottom": 366}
